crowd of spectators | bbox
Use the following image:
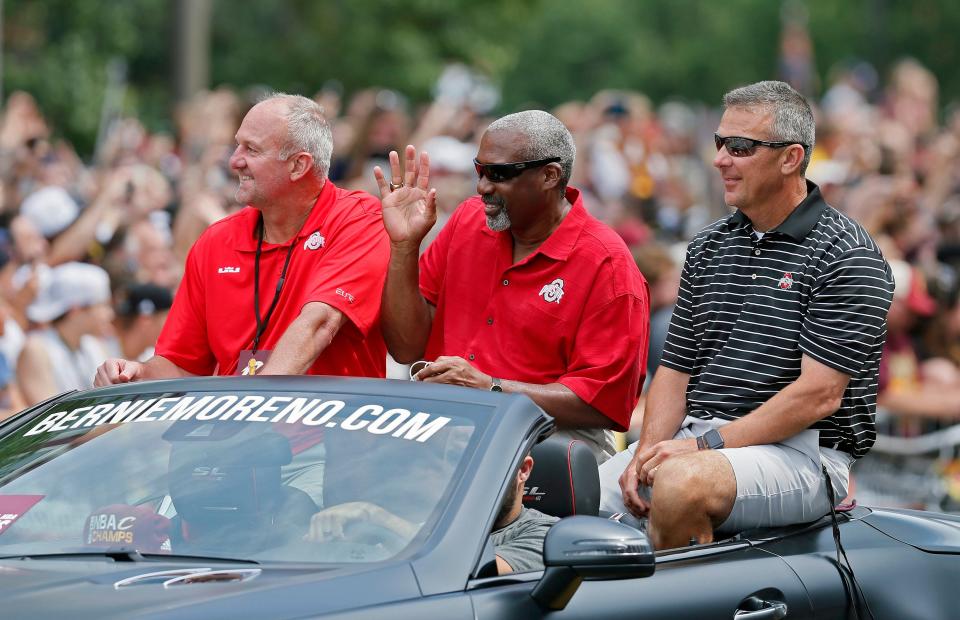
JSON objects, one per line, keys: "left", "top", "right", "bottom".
{"left": 0, "top": 56, "right": 959, "bottom": 505}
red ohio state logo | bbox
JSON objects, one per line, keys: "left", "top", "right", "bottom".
{"left": 778, "top": 272, "right": 794, "bottom": 290}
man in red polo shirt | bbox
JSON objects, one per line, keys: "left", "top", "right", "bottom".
{"left": 376, "top": 110, "right": 649, "bottom": 462}
{"left": 95, "top": 93, "right": 390, "bottom": 385}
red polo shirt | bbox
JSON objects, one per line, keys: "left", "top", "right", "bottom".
{"left": 156, "top": 181, "right": 390, "bottom": 377}
{"left": 419, "top": 187, "right": 649, "bottom": 430}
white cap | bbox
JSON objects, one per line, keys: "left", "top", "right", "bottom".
{"left": 26, "top": 262, "right": 111, "bottom": 323}
{"left": 20, "top": 186, "right": 80, "bottom": 238}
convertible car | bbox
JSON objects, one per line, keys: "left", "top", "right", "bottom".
{"left": 0, "top": 376, "right": 958, "bottom": 619}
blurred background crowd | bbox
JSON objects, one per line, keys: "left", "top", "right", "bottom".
{"left": 2, "top": 0, "right": 960, "bottom": 510}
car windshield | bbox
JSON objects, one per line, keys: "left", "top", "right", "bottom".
{"left": 0, "top": 388, "right": 483, "bottom": 564}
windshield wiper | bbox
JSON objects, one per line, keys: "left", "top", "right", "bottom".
{"left": 142, "top": 552, "right": 259, "bottom": 565}
{"left": 0, "top": 549, "right": 259, "bottom": 565}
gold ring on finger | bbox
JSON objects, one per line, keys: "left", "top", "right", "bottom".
{"left": 389, "top": 181, "right": 404, "bottom": 191}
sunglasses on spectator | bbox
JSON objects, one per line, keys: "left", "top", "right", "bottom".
{"left": 473, "top": 157, "right": 561, "bottom": 183}
{"left": 714, "top": 134, "right": 806, "bottom": 158}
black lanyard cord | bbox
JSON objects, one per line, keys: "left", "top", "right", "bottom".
{"left": 252, "top": 216, "right": 298, "bottom": 353}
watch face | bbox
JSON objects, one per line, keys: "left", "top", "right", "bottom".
{"left": 705, "top": 429, "right": 724, "bottom": 450}
{"left": 490, "top": 385, "right": 503, "bottom": 392}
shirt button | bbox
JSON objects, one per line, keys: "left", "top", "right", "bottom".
{"left": 751, "top": 274, "right": 757, "bottom": 280}
{"left": 468, "top": 354, "right": 475, "bottom": 361}
{"left": 502, "top": 279, "right": 509, "bottom": 286}
{"left": 487, "top": 318, "right": 494, "bottom": 325}
{"left": 754, "top": 250, "right": 761, "bottom": 256}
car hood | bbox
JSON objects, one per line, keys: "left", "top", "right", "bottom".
{"left": 0, "top": 558, "right": 423, "bottom": 619}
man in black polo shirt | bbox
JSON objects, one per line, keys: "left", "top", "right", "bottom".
{"left": 599, "top": 81, "right": 894, "bottom": 550}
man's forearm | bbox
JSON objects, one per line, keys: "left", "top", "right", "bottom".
{"left": 718, "top": 356, "right": 848, "bottom": 449}
{"left": 141, "top": 355, "right": 197, "bottom": 380}
{"left": 261, "top": 303, "right": 343, "bottom": 375}
{"left": 381, "top": 244, "right": 433, "bottom": 363}
{"left": 719, "top": 383, "right": 835, "bottom": 448}
{"left": 501, "top": 380, "right": 615, "bottom": 429}
{"left": 637, "top": 366, "right": 690, "bottom": 449}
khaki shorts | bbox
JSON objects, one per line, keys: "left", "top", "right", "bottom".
{"left": 598, "top": 416, "right": 855, "bottom": 533}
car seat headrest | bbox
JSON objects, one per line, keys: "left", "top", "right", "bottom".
{"left": 523, "top": 437, "right": 600, "bottom": 518}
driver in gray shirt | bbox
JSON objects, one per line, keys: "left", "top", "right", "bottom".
{"left": 491, "top": 453, "right": 558, "bottom": 573}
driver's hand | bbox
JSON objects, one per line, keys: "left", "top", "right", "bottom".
{"left": 304, "top": 501, "right": 418, "bottom": 543}
{"left": 305, "top": 502, "right": 374, "bottom": 542}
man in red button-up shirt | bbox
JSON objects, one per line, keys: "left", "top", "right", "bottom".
{"left": 94, "top": 94, "right": 390, "bottom": 386}
{"left": 376, "top": 110, "right": 649, "bottom": 462}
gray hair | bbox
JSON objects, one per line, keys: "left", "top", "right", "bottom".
{"left": 723, "top": 81, "right": 815, "bottom": 175}
{"left": 261, "top": 92, "right": 334, "bottom": 180}
{"left": 485, "top": 110, "right": 575, "bottom": 190}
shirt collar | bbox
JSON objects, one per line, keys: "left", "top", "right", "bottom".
{"left": 727, "top": 180, "right": 825, "bottom": 241}
{"left": 537, "top": 187, "right": 586, "bottom": 260}
{"left": 485, "top": 186, "right": 586, "bottom": 261}
{"left": 234, "top": 180, "right": 338, "bottom": 252}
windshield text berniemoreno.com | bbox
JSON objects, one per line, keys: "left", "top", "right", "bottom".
{"left": 21, "top": 395, "right": 452, "bottom": 443}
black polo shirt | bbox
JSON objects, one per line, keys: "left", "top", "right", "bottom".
{"left": 660, "top": 181, "right": 894, "bottom": 458}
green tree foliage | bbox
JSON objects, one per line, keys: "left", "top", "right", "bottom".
{"left": 209, "top": 0, "right": 537, "bottom": 101}
{"left": 5, "top": 0, "right": 960, "bottom": 155}
{"left": 3, "top": 0, "right": 170, "bottom": 154}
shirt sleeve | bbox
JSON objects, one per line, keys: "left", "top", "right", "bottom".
{"left": 558, "top": 285, "right": 649, "bottom": 431}
{"left": 799, "top": 248, "right": 894, "bottom": 375}
{"left": 303, "top": 204, "right": 390, "bottom": 337}
{"left": 154, "top": 242, "right": 217, "bottom": 375}
{"left": 659, "top": 243, "right": 698, "bottom": 374}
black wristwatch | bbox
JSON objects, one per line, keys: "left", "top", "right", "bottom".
{"left": 696, "top": 429, "right": 724, "bottom": 450}
{"left": 490, "top": 377, "right": 503, "bottom": 392}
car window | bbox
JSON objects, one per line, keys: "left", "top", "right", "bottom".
{"left": 0, "top": 389, "right": 484, "bottom": 564}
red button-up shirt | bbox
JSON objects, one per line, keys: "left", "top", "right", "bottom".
{"left": 419, "top": 187, "right": 649, "bottom": 430}
{"left": 156, "top": 181, "right": 390, "bottom": 377}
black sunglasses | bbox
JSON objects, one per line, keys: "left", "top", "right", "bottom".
{"left": 714, "top": 134, "right": 806, "bottom": 158}
{"left": 473, "top": 157, "right": 561, "bottom": 183}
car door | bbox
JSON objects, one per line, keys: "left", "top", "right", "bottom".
{"left": 471, "top": 541, "right": 814, "bottom": 620}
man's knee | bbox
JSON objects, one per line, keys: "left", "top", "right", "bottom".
{"left": 652, "top": 452, "right": 736, "bottom": 522}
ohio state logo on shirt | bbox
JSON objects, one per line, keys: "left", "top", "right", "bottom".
{"left": 539, "top": 278, "right": 565, "bottom": 304}
{"left": 304, "top": 231, "right": 325, "bottom": 251}
{"left": 778, "top": 272, "right": 794, "bottom": 290}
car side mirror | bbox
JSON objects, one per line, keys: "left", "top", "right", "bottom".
{"left": 531, "top": 515, "right": 654, "bottom": 611}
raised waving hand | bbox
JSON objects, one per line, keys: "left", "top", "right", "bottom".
{"left": 375, "top": 145, "right": 437, "bottom": 249}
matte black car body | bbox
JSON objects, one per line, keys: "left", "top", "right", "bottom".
{"left": 0, "top": 376, "right": 958, "bottom": 619}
